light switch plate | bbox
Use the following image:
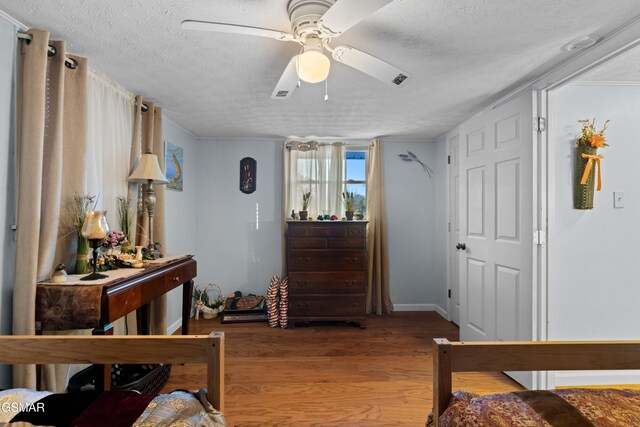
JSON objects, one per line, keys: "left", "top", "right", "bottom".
{"left": 614, "top": 191, "right": 624, "bottom": 208}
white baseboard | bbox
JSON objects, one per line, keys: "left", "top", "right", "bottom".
{"left": 394, "top": 304, "right": 448, "bottom": 319}
{"left": 167, "top": 318, "right": 182, "bottom": 335}
{"left": 549, "top": 370, "right": 640, "bottom": 388}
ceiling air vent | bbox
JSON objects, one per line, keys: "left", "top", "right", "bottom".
{"left": 393, "top": 74, "right": 408, "bottom": 86}
{"left": 276, "top": 90, "right": 289, "bottom": 97}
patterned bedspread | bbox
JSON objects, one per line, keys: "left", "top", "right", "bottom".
{"left": 428, "top": 388, "right": 640, "bottom": 427}
{"left": 0, "top": 388, "right": 226, "bottom": 427}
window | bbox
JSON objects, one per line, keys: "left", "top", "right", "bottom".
{"left": 345, "top": 151, "right": 367, "bottom": 215}
{"left": 284, "top": 143, "right": 368, "bottom": 218}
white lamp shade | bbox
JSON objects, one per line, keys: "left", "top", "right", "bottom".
{"left": 128, "top": 153, "right": 169, "bottom": 184}
{"left": 297, "top": 37, "right": 331, "bottom": 84}
{"left": 81, "top": 210, "right": 110, "bottom": 239}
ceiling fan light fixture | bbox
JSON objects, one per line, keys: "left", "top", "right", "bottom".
{"left": 297, "top": 37, "right": 330, "bottom": 83}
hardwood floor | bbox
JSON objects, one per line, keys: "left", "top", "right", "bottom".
{"left": 163, "top": 312, "right": 521, "bottom": 426}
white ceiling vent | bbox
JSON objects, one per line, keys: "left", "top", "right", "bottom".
{"left": 563, "top": 35, "right": 601, "bottom": 52}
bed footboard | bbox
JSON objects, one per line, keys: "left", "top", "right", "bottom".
{"left": 0, "top": 332, "right": 225, "bottom": 412}
{"left": 433, "top": 338, "right": 640, "bottom": 427}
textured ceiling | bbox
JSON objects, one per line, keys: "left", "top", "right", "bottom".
{"left": 1, "top": 0, "right": 640, "bottom": 139}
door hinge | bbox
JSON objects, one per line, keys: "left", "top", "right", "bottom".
{"left": 448, "top": 289, "right": 451, "bottom": 298}
{"left": 534, "top": 117, "right": 546, "bottom": 133}
{"left": 447, "top": 155, "right": 451, "bottom": 164}
{"left": 448, "top": 222, "right": 451, "bottom": 232}
{"left": 534, "top": 229, "right": 546, "bottom": 245}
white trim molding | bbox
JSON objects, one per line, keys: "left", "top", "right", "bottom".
{"left": 394, "top": 304, "right": 447, "bottom": 318}
{"left": 167, "top": 318, "right": 182, "bottom": 335}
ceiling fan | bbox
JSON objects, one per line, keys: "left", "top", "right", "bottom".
{"left": 181, "top": 0, "right": 410, "bottom": 100}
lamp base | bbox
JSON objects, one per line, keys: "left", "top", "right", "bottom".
{"left": 80, "top": 272, "right": 109, "bottom": 281}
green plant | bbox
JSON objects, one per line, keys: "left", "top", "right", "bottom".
{"left": 343, "top": 191, "right": 356, "bottom": 212}
{"left": 116, "top": 196, "right": 133, "bottom": 245}
{"left": 301, "top": 191, "right": 311, "bottom": 211}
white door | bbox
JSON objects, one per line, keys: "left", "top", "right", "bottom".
{"left": 458, "top": 91, "right": 535, "bottom": 387}
{"left": 448, "top": 134, "right": 461, "bottom": 325}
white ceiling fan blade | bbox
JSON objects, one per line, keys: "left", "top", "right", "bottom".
{"left": 332, "top": 45, "right": 410, "bottom": 88}
{"left": 271, "top": 56, "right": 300, "bottom": 100}
{"left": 181, "top": 20, "right": 297, "bottom": 42}
{"left": 318, "top": 0, "right": 395, "bottom": 36}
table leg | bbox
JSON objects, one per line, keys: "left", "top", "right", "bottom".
{"left": 182, "top": 280, "right": 194, "bottom": 335}
{"left": 136, "top": 304, "right": 150, "bottom": 335}
{"left": 92, "top": 324, "right": 114, "bottom": 392}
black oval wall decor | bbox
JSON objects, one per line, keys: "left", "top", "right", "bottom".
{"left": 240, "top": 157, "right": 257, "bottom": 194}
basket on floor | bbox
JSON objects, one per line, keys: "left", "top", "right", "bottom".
{"left": 68, "top": 363, "right": 171, "bottom": 394}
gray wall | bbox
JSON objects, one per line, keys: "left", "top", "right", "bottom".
{"left": 549, "top": 83, "right": 640, "bottom": 385}
{"left": 0, "top": 16, "right": 16, "bottom": 388}
{"left": 194, "top": 139, "right": 283, "bottom": 296}
{"left": 383, "top": 139, "right": 445, "bottom": 310}
{"left": 162, "top": 118, "right": 201, "bottom": 332}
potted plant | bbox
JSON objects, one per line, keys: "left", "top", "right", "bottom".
{"left": 64, "top": 193, "right": 96, "bottom": 274}
{"left": 343, "top": 191, "right": 356, "bottom": 220}
{"left": 116, "top": 196, "right": 133, "bottom": 251}
{"left": 193, "top": 283, "right": 226, "bottom": 319}
{"left": 299, "top": 191, "right": 311, "bottom": 220}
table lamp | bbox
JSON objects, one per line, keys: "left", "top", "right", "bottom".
{"left": 81, "top": 210, "right": 110, "bottom": 280}
{"left": 128, "top": 150, "right": 168, "bottom": 259}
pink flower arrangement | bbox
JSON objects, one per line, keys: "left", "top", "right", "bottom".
{"left": 101, "top": 230, "right": 128, "bottom": 248}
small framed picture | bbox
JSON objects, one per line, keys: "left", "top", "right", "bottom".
{"left": 164, "top": 141, "right": 184, "bottom": 191}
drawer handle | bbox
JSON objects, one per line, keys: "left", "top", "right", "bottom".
{"left": 303, "top": 241, "right": 313, "bottom": 247}
{"left": 297, "top": 257, "right": 311, "bottom": 262}
{"left": 345, "top": 257, "right": 358, "bottom": 264}
{"left": 352, "top": 302, "right": 358, "bottom": 307}
{"left": 344, "top": 280, "right": 358, "bottom": 286}
{"left": 171, "top": 276, "right": 180, "bottom": 282}
{"left": 296, "top": 280, "right": 309, "bottom": 285}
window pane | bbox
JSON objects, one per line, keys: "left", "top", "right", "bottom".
{"left": 346, "top": 151, "right": 366, "bottom": 182}
{"left": 345, "top": 183, "right": 366, "bottom": 214}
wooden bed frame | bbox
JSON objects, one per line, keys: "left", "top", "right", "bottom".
{"left": 433, "top": 338, "right": 640, "bottom": 427}
{"left": 0, "top": 332, "right": 225, "bottom": 412}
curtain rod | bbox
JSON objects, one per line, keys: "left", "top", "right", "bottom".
{"left": 17, "top": 31, "right": 78, "bottom": 69}
{"left": 285, "top": 141, "right": 372, "bottom": 150}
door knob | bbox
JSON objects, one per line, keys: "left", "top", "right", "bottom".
{"left": 456, "top": 243, "right": 466, "bottom": 250}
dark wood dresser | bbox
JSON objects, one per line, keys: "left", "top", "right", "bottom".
{"left": 286, "top": 220, "right": 367, "bottom": 328}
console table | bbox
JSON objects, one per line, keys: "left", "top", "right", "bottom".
{"left": 36, "top": 255, "right": 197, "bottom": 390}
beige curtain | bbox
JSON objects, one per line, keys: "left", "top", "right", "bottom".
{"left": 13, "top": 29, "right": 88, "bottom": 389}
{"left": 132, "top": 101, "right": 167, "bottom": 335}
{"left": 366, "top": 139, "right": 392, "bottom": 314}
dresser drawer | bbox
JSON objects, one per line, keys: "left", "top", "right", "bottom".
{"left": 289, "top": 238, "right": 327, "bottom": 249}
{"left": 288, "top": 272, "right": 365, "bottom": 294}
{"left": 327, "top": 238, "right": 365, "bottom": 249}
{"left": 346, "top": 225, "right": 366, "bottom": 237}
{"left": 288, "top": 224, "right": 347, "bottom": 237}
{"left": 289, "top": 295, "right": 365, "bottom": 317}
{"left": 288, "top": 250, "right": 365, "bottom": 271}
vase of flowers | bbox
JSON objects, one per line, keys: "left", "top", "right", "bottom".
{"left": 64, "top": 193, "right": 96, "bottom": 274}
{"left": 193, "top": 283, "right": 226, "bottom": 319}
{"left": 575, "top": 118, "right": 609, "bottom": 210}
{"left": 102, "top": 230, "right": 128, "bottom": 254}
